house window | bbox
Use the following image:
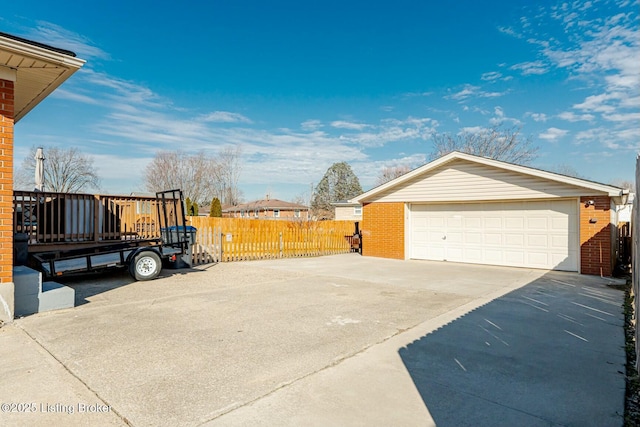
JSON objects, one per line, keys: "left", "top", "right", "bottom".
{"left": 240, "top": 210, "right": 245, "bottom": 217}
{"left": 294, "top": 209, "right": 300, "bottom": 218}
{"left": 273, "top": 209, "right": 280, "bottom": 218}
{"left": 354, "top": 207, "right": 362, "bottom": 216}
{"left": 255, "top": 210, "right": 259, "bottom": 217}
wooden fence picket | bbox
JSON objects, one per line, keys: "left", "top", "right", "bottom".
{"left": 186, "top": 217, "right": 358, "bottom": 265}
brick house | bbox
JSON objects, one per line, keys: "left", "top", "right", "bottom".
{"left": 351, "top": 151, "right": 627, "bottom": 276}
{"left": 0, "top": 32, "right": 84, "bottom": 322}
{"left": 223, "top": 197, "right": 309, "bottom": 220}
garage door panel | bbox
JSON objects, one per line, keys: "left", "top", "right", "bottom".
{"left": 527, "top": 252, "right": 550, "bottom": 267}
{"left": 504, "top": 251, "right": 525, "bottom": 265}
{"left": 484, "top": 233, "right": 502, "bottom": 245}
{"left": 527, "top": 234, "right": 548, "bottom": 248}
{"left": 551, "top": 235, "right": 569, "bottom": 249}
{"left": 410, "top": 200, "right": 578, "bottom": 271}
{"left": 447, "top": 216, "right": 462, "bottom": 228}
{"left": 484, "top": 217, "right": 502, "bottom": 229}
{"left": 528, "top": 217, "right": 548, "bottom": 230}
{"left": 484, "top": 249, "right": 504, "bottom": 263}
{"left": 465, "top": 232, "right": 482, "bottom": 244}
{"left": 465, "top": 217, "right": 482, "bottom": 228}
{"left": 505, "top": 217, "right": 524, "bottom": 229}
{"left": 447, "top": 232, "right": 463, "bottom": 243}
{"left": 429, "top": 217, "right": 445, "bottom": 228}
{"left": 464, "top": 248, "right": 483, "bottom": 262}
{"left": 428, "top": 246, "right": 446, "bottom": 260}
{"left": 505, "top": 233, "right": 524, "bottom": 246}
{"left": 427, "top": 231, "right": 444, "bottom": 243}
{"left": 551, "top": 217, "right": 569, "bottom": 230}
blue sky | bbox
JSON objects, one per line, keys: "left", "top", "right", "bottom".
{"left": 2, "top": 0, "right": 639, "bottom": 202}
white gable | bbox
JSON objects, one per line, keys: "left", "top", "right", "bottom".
{"left": 367, "top": 159, "right": 611, "bottom": 203}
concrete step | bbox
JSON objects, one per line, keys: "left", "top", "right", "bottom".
{"left": 13, "top": 267, "right": 75, "bottom": 317}
{"left": 13, "top": 266, "right": 41, "bottom": 297}
{"left": 40, "top": 281, "right": 75, "bottom": 312}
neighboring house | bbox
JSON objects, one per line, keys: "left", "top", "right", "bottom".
{"left": 351, "top": 151, "right": 627, "bottom": 277}
{"left": 0, "top": 32, "right": 85, "bottom": 323}
{"left": 197, "top": 205, "right": 211, "bottom": 216}
{"left": 332, "top": 201, "right": 363, "bottom": 221}
{"left": 223, "top": 197, "right": 309, "bottom": 220}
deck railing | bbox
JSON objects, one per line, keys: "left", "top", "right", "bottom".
{"left": 13, "top": 190, "right": 163, "bottom": 248}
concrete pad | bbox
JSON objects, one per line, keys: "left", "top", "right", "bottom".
{"left": 0, "top": 324, "right": 124, "bottom": 427}
{"left": 4, "top": 255, "right": 626, "bottom": 426}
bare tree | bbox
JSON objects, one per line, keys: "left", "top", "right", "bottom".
{"left": 144, "top": 150, "right": 218, "bottom": 204}
{"left": 14, "top": 146, "right": 100, "bottom": 193}
{"left": 376, "top": 165, "right": 412, "bottom": 186}
{"left": 429, "top": 123, "right": 538, "bottom": 165}
{"left": 544, "top": 163, "right": 585, "bottom": 179}
{"left": 144, "top": 147, "right": 244, "bottom": 205}
{"left": 212, "top": 146, "right": 244, "bottom": 205}
{"left": 610, "top": 179, "right": 634, "bottom": 191}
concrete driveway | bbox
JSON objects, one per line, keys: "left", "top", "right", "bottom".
{"left": 0, "top": 254, "right": 625, "bottom": 426}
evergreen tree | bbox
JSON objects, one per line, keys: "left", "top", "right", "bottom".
{"left": 185, "top": 197, "right": 197, "bottom": 216}
{"left": 311, "top": 162, "right": 363, "bottom": 219}
{"left": 210, "top": 198, "right": 222, "bottom": 217}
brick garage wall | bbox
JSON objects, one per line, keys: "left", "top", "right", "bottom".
{"left": 580, "top": 196, "right": 613, "bottom": 276}
{"left": 0, "top": 79, "right": 13, "bottom": 283}
{"left": 361, "top": 202, "right": 404, "bottom": 259}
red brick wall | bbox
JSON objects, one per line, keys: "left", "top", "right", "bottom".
{"left": 0, "top": 79, "right": 14, "bottom": 283}
{"left": 580, "top": 196, "right": 613, "bottom": 276}
{"left": 361, "top": 202, "right": 404, "bottom": 259}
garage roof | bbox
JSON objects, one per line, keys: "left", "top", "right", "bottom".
{"left": 352, "top": 151, "right": 626, "bottom": 203}
{"left": 0, "top": 31, "right": 85, "bottom": 123}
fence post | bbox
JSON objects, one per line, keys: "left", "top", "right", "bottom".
{"left": 279, "top": 232, "right": 283, "bottom": 258}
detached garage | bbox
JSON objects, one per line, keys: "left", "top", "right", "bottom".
{"left": 352, "top": 152, "right": 626, "bottom": 276}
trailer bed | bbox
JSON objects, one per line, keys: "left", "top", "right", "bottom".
{"left": 14, "top": 189, "right": 192, "bottom": 281}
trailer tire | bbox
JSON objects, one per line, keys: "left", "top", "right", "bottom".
{"left": 129, "top": 251, "right": 162, "bottom": 281}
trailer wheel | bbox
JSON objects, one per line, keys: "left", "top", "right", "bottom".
{"left": 129, "top": 251, "right": 162, "bottom": 281}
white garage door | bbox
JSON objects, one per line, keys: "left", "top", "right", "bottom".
{"left": 410, "top": 200, "right": 578, "bottom": 271}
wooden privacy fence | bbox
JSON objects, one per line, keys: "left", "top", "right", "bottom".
{"left": 187, "top": 217, "right": 359, "bottom": 264}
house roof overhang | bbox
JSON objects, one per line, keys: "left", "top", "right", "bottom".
{"left": 351, "top": 151, "right": 626, "bottom": 204}
{"left": 0, "top": 31, "right": 85, "bottom": 123}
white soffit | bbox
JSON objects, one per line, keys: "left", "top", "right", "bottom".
{"left": 0, "top": 32, "right": 85, "bottom": 123}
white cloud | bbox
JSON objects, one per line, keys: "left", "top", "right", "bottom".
{"left": 603, "top": 112, "right": 640, "bottom": 122}
{"left": 200, "top": 111, "right": 252, "bottom": 124}
{"left": 481, "top": 71, "right": 503, "bottom": 81}
{"left": 572, "top": 92, "right": 621, "bottom": 113}
{"left": 447, "top": 85, "right": 478, "bottom": 101}
{"left": 459, "top": 126, "right": 485, "bottom": 135}
{"left": 27, "top": 21, "right": 110, "bottom": 60}
{"left": 301, "top": 119, "right": 322, "bottom": 131}
{"left": 539, "top": 127, "right": 569, "bottom": 141}
{"left": 510, "top": 60, "right": 549, "bottom": 75}
{"left": 526, "top": 112, "right": 548, "bottom": 122}
{"left": 446, "top": 84, "right": 506, "bottom": 101}
{"left": 330, "top": 120, "right": 370, "bottom": 130}
{"left": 557, "top": 111, "right": 595, "bottom": 122}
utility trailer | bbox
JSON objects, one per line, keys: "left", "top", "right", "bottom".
{"left": 13, "top": 189, "right": 194, "bottom": 281}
